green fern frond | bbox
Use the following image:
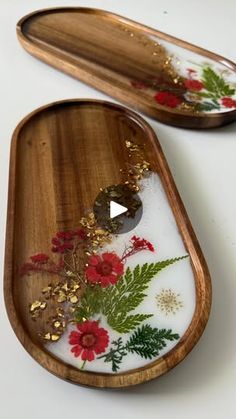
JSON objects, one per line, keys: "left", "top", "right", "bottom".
{"left": 74, "top": 256, "right": 188, "bottom": 333}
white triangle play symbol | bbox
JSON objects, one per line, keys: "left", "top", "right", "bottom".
{"left": 110, "top": 201, "right": 128, "bottom": 219}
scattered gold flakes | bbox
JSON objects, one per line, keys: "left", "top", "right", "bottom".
{"left": 30, "top": 301, "right": 43, "bottom": 312}
{"left": 43, "top": 333, "right": 60, "bottom": 342}
{"left": 124, "top": 139, "right": 151, "bottom": 192}
{"left": 79, "top": 212, "right": 112, "bottom": 251}
{"left": 179, "top": 102, "right": 196, "bottom": 113}
{"left": 119, "top": 22, "right": 184, "bottom": 94}
{"left": 80, "top": 212, "right": 96, "bottom": 229}
{"left": 156, "top": 289, "right": 183, "bottom": 315}
{"left": 125, "top": 140, "right": 139, "bottom": 151}
{"left": 29, "top": 300, "right": 47, "bottom": 319}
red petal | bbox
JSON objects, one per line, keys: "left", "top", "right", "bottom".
{"left": 71, "top": 345, "right": 82, "bottom": 357}
{"left": 107, "top": 274, "right": 119, "bottom": 285}
{"left": 85, "top": 266, "right": 101, "bottom": 281}
{"left": 113, "top": 262, "right": 124, "bottom": 275}
{"left": 88, "top": 255, "right": 101, "bottom": 266}
{"left": 69, "top": 331, "right": 80, "bottom": 345}
{"left": 81, "top": 349, "right": 95, "bottom": 361}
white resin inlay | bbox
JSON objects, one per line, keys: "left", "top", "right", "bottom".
{"left": 47, "top": 173, "right": 196, "bottom": 373}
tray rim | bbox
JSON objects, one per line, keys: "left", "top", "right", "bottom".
{"left": 16, "top": 6, "right": 236, "bottom": 129}
{"left": 4, "top": 98, "right": 212, "bottom": 388}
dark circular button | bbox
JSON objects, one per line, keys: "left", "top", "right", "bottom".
{"left": 93, "top": 184, "right": 143, "bottom": 234}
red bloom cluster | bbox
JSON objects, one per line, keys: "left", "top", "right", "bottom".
{"left": 51, "top": 228, "right": 87, "bottom": 253}
{"left": 85, "top": 252, "right": 124, "bottom": 287}
{"left": 20, "top": 255, "right": 64, "bottom": 276}
{"left": 121, "top": 235, "right": 154, "bottom": 261}
{"left": 154, "top": 91, "right": 182, "bottom": 108}
{"left": 184, "top": 79, "right": 204, "bottom": 91}
{"left": 69, "top": 321, "right": 109, "bottom": 361}
{"left": 221, "top": 97, "right": 236, "bottom": 108}
{"left": 30, "top": 253, "right": 49, "bottom": 264}
{"left": 131, "top": 235, "right": 154, "bottom": 252}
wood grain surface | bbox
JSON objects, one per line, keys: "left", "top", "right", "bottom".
{"left": 4, "top": 99, "right": 211, "bottom": 388}
{"left": 17, "top": 7, "right": 236, "bottom": 129}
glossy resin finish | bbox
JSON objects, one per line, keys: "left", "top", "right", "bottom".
{"left": 4, "top": 100, "right": 211, "bottom": 387}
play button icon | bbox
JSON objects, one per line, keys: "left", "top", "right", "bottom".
{"left": 93, "top": 184, "right": 143, "bottom": 234}
{"left": 110, "top": 201, "right": 128, "bottom": 219}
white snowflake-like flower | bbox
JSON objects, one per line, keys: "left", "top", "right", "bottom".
{"left": 156, "top": 289, "right": 183, "bottom": 315}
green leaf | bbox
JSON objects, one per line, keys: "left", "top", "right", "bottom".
{"left": 74, "top": 284, "right": 102, "bottom": 322}
{"left": 202, "top": 67, "right": 235, "bottom": 99}
{"left": 101, "top": 338, "right": 127, "bottom": 372}
{"left": 102, "top": 256, "right": 187, "bottom": 333}
{"left": 74, "top": 256, "right": 188, "bottom": 333}
{"left": 197, "top": 101, "right": 220, "bottom": 111}
{"left": 107, "top": 313, "right": 153, "bottom": 334}
{"left": 99, "top": 325, "right": 180, "bottom": 371}
{"left": 126, "top": 324, "right": 179, "bottom": 359}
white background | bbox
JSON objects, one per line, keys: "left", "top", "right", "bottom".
{"left": 0, "top": 1, "right": 236, "bottom": 418}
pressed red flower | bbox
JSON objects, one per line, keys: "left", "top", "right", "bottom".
{"left": 51, "top": 231, "right": 74, "bottom": 253}
{"left": 30, "top": 253, "right": 49, "bottom": 264}
{"left": 184, "top": 79, "right": 204, "bottom": 91}
{"left": 85, "top": 252, "right": 124, "bottom": 287}
{"left": 69, "top": 321, "right": 109, "bottom": 361}
{"left": 121, "top": 236, "right": 155, "bottom": 261}
{"left": 56, "top": 231, "right": 75, "bottom": 241}
{"left": 154, "top": 91, "right": 182, "bottom": 108}
{"left": 221, "top": 97, "right": 236, "bottom": 108}
{"left": 131, "top": 236, "right": 155, "bottom": 252}
{"left": 75, "top": 228, "right": 87, "bottom": 240}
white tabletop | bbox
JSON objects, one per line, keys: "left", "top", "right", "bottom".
{"left": 0, "top": 1, "right": 236, "bottom": 418}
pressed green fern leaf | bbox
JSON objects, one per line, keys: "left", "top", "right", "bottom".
{"left": 99, "top": 324, "right": 180, "bottom": 371}
{"left": 74, "top": 284, "right": 102, "bottom": 322}
{"left": 103, "top": 256, "right": 187, "bottom": 332}
{"left": 74, "top": 256, "right": 188, "bottom": 333}
{"left": 126, "top": 324, "right": 180, "bottom": 359}
{"left": 201, "top": 67, "right": 235, "bottom": 99}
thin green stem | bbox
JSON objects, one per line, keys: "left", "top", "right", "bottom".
{"left": 80, "top": 360, "right": 86, "bottom": 370}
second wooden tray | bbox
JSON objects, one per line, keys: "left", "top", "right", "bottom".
{"left": 17, "top": 7, "right": 236, "bottom": 128}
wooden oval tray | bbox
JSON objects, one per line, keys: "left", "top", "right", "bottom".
{"left": 17, "top": 7, "right": 236, "bottom": 129}
{"left": 4, "top": 99, "right": 211, "bottom": 388}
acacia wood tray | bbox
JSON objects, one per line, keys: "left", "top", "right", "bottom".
{"left": 17, "top": 7, "right": 236, "bottom": 129}
{"left": 4, "top": 99, "right": 211, "bottom": 388}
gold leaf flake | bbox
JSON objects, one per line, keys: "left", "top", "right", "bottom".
{"left": 57, "top": 291, "right": 67, "bottom": 303}
{"left": 69, "top": 295, "right": 79, "bottom": 304}
{"left": 51, "top": 334, "right": 60, "bottom": 341}
{"left": 30, "top": 300, "right": 45, "bottom": 312}
{"left": 44, "top": 333, "right": 51, "bottom": 340}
